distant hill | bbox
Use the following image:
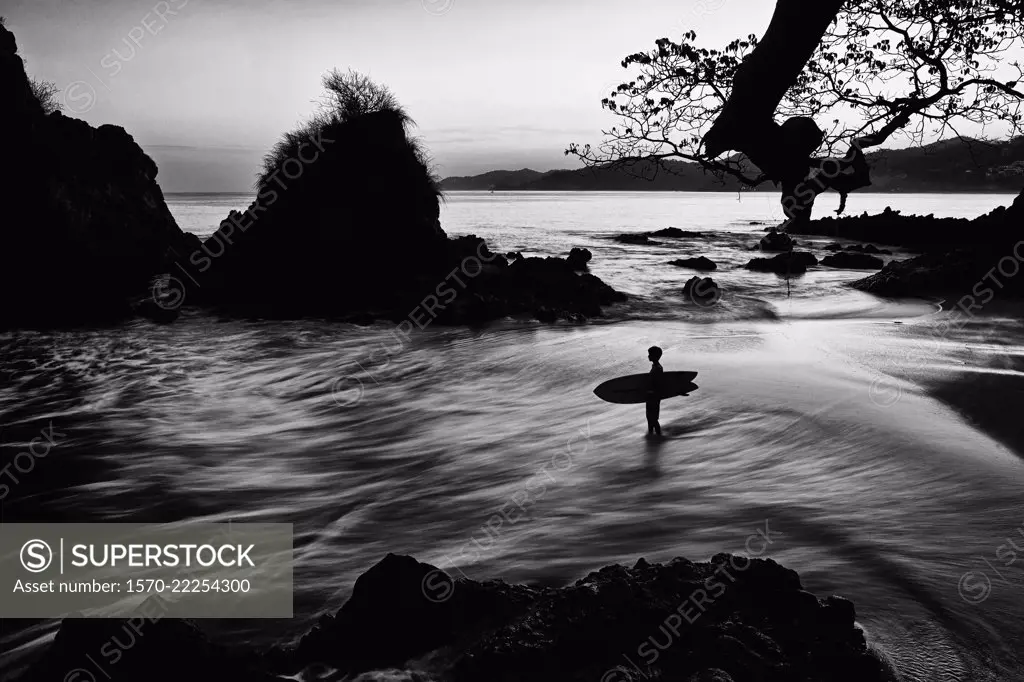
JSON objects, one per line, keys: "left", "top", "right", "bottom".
{"left": 439, "top": 168, "right": 550, "bottom": 190}
{"left": 440, "top": 137, "right": 1024, "bottom": 193}
{"left": 866, "top": 137, "right": 1024, "bottom": 191}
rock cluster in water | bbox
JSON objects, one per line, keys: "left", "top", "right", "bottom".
{"left": 792, "top": 197, "right": 1020, "bottom": 251}
{"left": 844, "top": 189, "right": 1024, "bottom": 298}
{"left": 23, "top": 553, "right": 897, "bottom": 682}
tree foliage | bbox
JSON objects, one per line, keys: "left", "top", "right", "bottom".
{"left": 570, "top": 0, "right": 1024, "bottom": 211}
{"left": 257, "top": 69, "right": 438, "bottom": 194}
{"left": 29, "top": 77, "right": 62, "bottom": 115}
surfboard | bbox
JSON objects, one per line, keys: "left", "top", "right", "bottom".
{"left": 593, "top": 371, "right": 699, "bottom": 404}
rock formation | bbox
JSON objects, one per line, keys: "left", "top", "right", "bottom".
{"left": 683, "top": 276, "right": 722, "bottom": 306}
{"left": 670, "top": 256, "right": 718, "bottom": 271}
{"left": 745, "top": 252, "right": 818, "bottom": 275}
{"left": 175, "top": 103, "right": 624, "bottom": 323}
{"left": 615, "top": 233, "right": 662, "bottom": 245}
{"left": 649, "top": 227, "right": 704, "bottom": 238}
{"left": 0, "top": 22, "right": 195, "bottom": 328}
{"left": 759, "top": 229, "right": 795, "bottom": 252}
{"left": 23, "top": 553, "right": 897, "bottom": 682}
{"left": 847, "top": 189, "right": 1024, "bottom": 298}
{"left": 821, "top": 252, "right": 885, "bottom": 270}
{"left": 566, "top": 247, "right": 593, "bottom": 270}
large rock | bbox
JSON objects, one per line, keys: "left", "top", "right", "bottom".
{"left": 670, "top": 256, "right": 718, "bottom": 271}
{"left": 759, "top": 229, "right": 795, "bottom": 252}
{"left": 23, "top": 600, "right": 273, "bottom": 682}
{"left": 841, "top": 189, "right": 1024, "bottom": 298}
{"left": 0, "top": 22, "right": 194, "bottom": 328}
{"left": 792, "top": 200, "right": 1021, "bottom": 251}
{"left": 683, "top": 276, "right": 722, "bottom": 306}
{"left": 648, "top": 227, "right": 704, "bottom": 238}
{"left": 852, "top": 249, "right": 1024, "bottom": 298}
{"left": 175, "top": 109, "right": 624, "bottom": 323}
{"left": 745, "top": 252, "right": 818, "bottom": 275}
{"left": 821, "top": 252, "right": 885, "bottom": 270}
{"left": 615, "top": 233, "right": 661, "bottom": 245}
{"left": 845, "top": 243, "right": 892, "bottom": 255}
{"left": 566, "top": 247, "right": 593, "bottom": 270}
{"left": 23, "top": 554, "right": 896, "bottom": 682}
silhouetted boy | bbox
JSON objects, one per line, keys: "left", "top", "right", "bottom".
{"left": 647, "top": 346, "right": 663, "bottom": 436}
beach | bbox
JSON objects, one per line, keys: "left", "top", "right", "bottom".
{"left": 2, "top": 191, "right": 1023, "bottom": 680}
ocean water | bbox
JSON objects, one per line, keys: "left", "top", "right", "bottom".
{"left": 2, "top": 191, "right": 1024, "bottom": 681}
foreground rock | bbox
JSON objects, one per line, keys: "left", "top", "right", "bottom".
{"left": 670, "top": 256, "right": 718, "bottom": 271}
{"left": 745, "top": 252, "right": 818, "bottom": 275}
{"left": 0, "top": 22, "right": 195, "bottom": 328}
{"left": 821, "top": 252, "right": 885, "bottom": 270}
{"left": 25, "top": 553, "right": 896, "bottom": 682}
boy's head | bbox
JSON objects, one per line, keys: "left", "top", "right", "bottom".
{"left": 648, "top": 346, "right": 663, "bottom": 362}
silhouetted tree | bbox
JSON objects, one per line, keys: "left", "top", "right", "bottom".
{"left": 571, "top": 0, "right": 1024, "bottom": 227}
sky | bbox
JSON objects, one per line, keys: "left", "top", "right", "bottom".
{"left": 5, "top": 0, "right": 779, "bottom": 192}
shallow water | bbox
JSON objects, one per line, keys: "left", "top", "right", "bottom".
{"left": 2, "top": 191, "right": 1023, "bottom": 680}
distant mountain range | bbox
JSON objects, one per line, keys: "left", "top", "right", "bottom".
{"left": 440, "top": 137, "right": 1024, "bottom": 193}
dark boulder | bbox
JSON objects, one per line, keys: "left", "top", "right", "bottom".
{"left": 821, "top": 252, "right": 885, "bottom": 270}
{"left": 424, "top": 253, "right": 625, "bottom": 324}
{"left": 566, "top": 247, "right": 593, "bottom": 270}
{"left": 759, "top": 229, "right": 795, "bottom": 252}
{"left": 841, "top": 188, "right": 1024, "bottom": 298}
{"left": 845, "top": 243, "right": 892, "bottom": 255}
{"left": 293, "top": 553, "right": 540, "bottom": 674}
{"left": 24, "top": 553, "right": 895, "bottom": 682}
{"left": 792, "top": 199, "right": 1019, "bottom": 252}
{"left": 852, "top": 248, "right": 1024, "bottom": 298}
{"left": 670, "top": 256, "right": 718, "bottom": 271}
{"left": 825, "top": 242, "right": 844, "bottom": 251}
{"left": 506, "top": 251, "right": 524, "bottom": 262}
{"left": 648, "top": 227, "right": 704, "bottom": 238}
{"left": 683, "top": 276, "right": 722, "bottom": 306}
{"left": 449, "top": 553, "right": 891, "bottom": 682}
{"left": 615, "top": 233, "right": 660, "bottom": 245}
{"left": 745, "top": 252, "right": 818, "bottom": 275}
{"left": 23, "top": 601, "right": 273, "bottom": 682}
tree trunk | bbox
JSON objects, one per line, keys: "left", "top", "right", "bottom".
{"left": 781, "top": 180, "right": 816, "bottom": 231}
{"left": 702, "top": 0, "right": 849, "bottom": 227}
